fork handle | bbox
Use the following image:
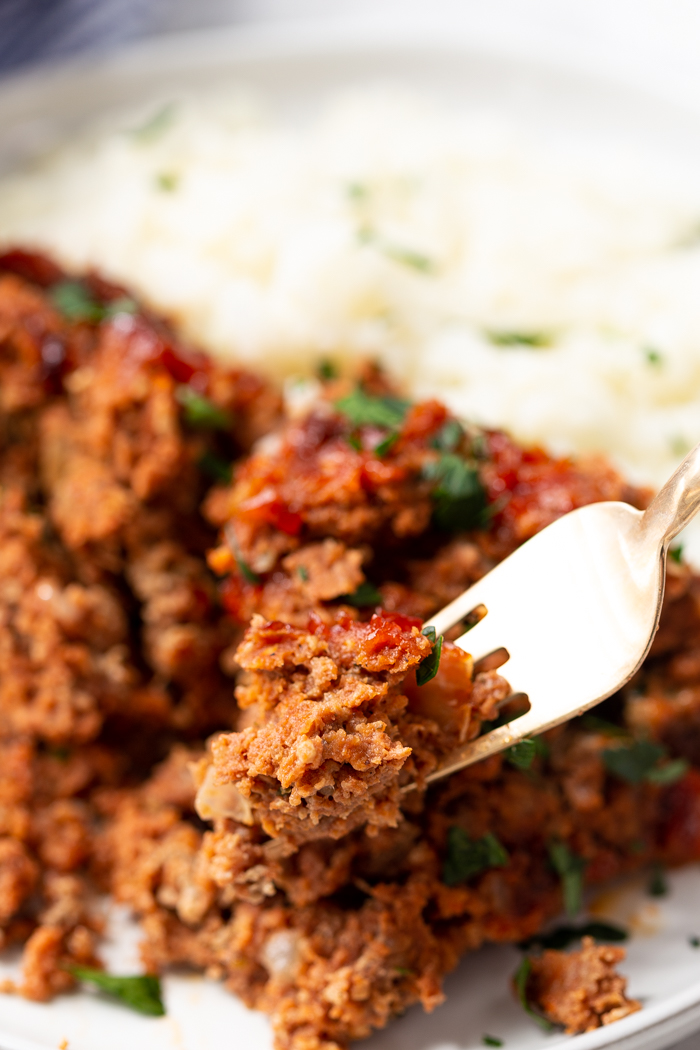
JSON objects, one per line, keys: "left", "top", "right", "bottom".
{"left": 639, "top": 440, "right": 700, "bottom": 549}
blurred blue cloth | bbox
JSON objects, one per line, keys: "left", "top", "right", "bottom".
{"left": 0, "top": 0, "right": 157, "bottom": 74}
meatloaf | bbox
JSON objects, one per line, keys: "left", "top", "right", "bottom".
{"left": 0, "top": 249, "right": 699, "bottom": 1050}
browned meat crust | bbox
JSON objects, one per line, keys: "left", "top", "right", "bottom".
{"left": 0, "top": 249, "right": 697, "bottom": 1050}
{"left": 526, "top": 937, "right": 641, "bottom": 1033}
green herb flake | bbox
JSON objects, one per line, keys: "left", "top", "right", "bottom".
{"left": 519, "top": 920, "right": 628, "bottom": 952}
{"left": 689, "top": 936, "right": 700, "bottom": 948}
{"left": 417, "top": 626, "right": 443, "bottom": 687}
{"left": 68, "top": 967, "right": 165, "bottom": 1017}
{"left": 50, "top": 281, "right": 105, "bottom": 324}
{"left": 513, "top": 957, "right": 554, "bottom": 1032}
{"left": 644, "top": 347, "right": 663, "bottom": 366}
{"left": 198, "top": 450, "right": 232, "bottom": 484}
{"left": 104, "top": 296, "right": 138, "bottom": 318}
{"left": 646, "top": 757, "right": 690, "bottom": 785}
{"left": 347, "top": 182, "right": 369, "bottom": 201}
{"left": 383, "top": 244, "right": 434, "bottom": 273}
{"left": 602, "top": 739, "right": 669, "bottom": 785}
{"left": 394, "top": 967, "right": 414, "bottom": 977}
{"left": 671, "top": 435, "right": 692, "bottom": 457}
{"left": 649, "top": 864, "right": 668, "bottom": 898}
{"left": 431, "top": 419, "right": 463, "bottom": 452}
{"left": 669, "top": 544, "right": 684, "bottom": 564}
{"left": 482, "top": 1037, "right": 504, "bottom": 1048}
{"left": 548, "top": 841, "right": 586, "bottom": 917}
{"left": 505, "top": 739, "right": 539, "bottom": 771}
{"left": 130, "top": 102, "right": 177, "bottom": 143}
{"left": 486, "top": 330, "right": 551, "bottom": 349}
{"left": 335, "top": 387, "right": 410, "bottom": 429}
{"left": 374, "top": 432, "right": 399, "bottom": 457}
{"left": 347, "top": 434, "right": 363, "bottom": 451}
{"left": 176, "top": 385, "right": 232, "bottom": 429}
{"left": 297, "top": 566, "right": 309, "bottom": 582}
{"left": 317, "top": 358, "right": 338, "bottom": 381}
{"left": 238, "top": 557, "right": 261, "bottom": 586}
{"left": 423, "top": 453, "right": 488, "bottom": 531}
{"left": 225, "top": 527, "right": 262, "bottom": 586}
{"left": 341, "top": 581, "right": 383, "bottom": 607}
{"left": 156, "top": 172, "right": 179, "bottom": 192}
{"left": 443, "top": 826, "right": 509, "bottom": 886}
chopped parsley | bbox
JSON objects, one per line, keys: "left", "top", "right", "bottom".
{"left": 431, "top": 419, "right": 463, "bottom": 452}
{"left": 647, "top": 757, "right": 690, "bottom": 785}
{"left": 346, "top": 181, "right": 369, "bottom": 201}
{"left": 105, "top": 296, "right": 138, "bottom": 318}
{"left": 237, "top": 557, "right": 261, "bottom": 586}
{"left": 347, "top": 434, "right": 363, "bottom": 451}
{"left": 198, "top": 450, "right": 232, "bottom": 484}
{"left": 382, "top": 244, "right": 434, "bottom": 272}
{"left": 669, "top": 544, "right": 684, "bottom": 564}
{"left": 156, "top": 172, "right": 179, "bottom": 192}
{"left": 443, "top": 826, "right": 509, "bottom": 886}
{"left": 486, "top": 330, "right": 551, "bottom": 349}
{"left": 689, "top": 936, "right": 700, "bottom": 948}
{"left": 394, "top": 966, "right": 414, "bottom": 977}
{"left": 519, "top": 920, "right": 628, "bottom": 952}
{"left": 225, "top": 527, "right": 261, "bottom": 585}
{"left": 423, "top": 453, "right": 488, "bottom": 531}
{"left": 296, "top": 566, "right": 309, "bottom": 582}
{"left": 416, "top": 625, "right": 443, "bottom": 686}
{"left": 602, "top": 739, "right": 688, "bottom": 786}
{"left": 175, "top": 385, "right": 232, "bottom": 429}
{"left": 482, "top": 1038, "right": 504, "bottom": 1047}
{"left": 130, "top": 102, "right": 177, "bottom": 143}
{"left": 317, "top": 358, "right": 338, "bottom": 381}
{"left": 513, "top": 957, "right": 554, "bottom": 1032}
{"left": 335, "top": 387, "right": 409, "bottom": 429}
{"left": 50, "top": 281, "right": 105, "bottom": 323}
{"left": 505, "top": 737, "right": 548, "bottom": 771}
{"left": 644, "top": 346, "right": 663, "bottom": 366}
{"left": 68, "top": 967, "right": 165, "bottom": 1016}
{"left": 51, "top": 283, "right": 138, "bottom": 325}
{"left": 671, "top": 435, "right": 692, "bottom": 457}
{"left": 340, "top": 581, "right": 383, "bottom": 607}
{"left": 548, "top": 841, "right": 586, "bottom": 916}
{"left": 374, "top": 431, "right": 399, "bottom": 457}
{"left": 357, "top": 227, "right": 435, "bottom": 273}
{"left": 649, "top": 864, "right": 668, "bottom": 898}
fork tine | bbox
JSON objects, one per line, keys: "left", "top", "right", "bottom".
{"left": 426, "top": 581, "right": 492, "bottom": 638}
{"left": 453, "top": 610, "right": 510, "bottom": 667}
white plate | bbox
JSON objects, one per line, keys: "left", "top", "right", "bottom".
{"left": 1, "top": 17, "right": 700, "bottom": 1050}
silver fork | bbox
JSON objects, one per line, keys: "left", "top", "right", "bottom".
{"left": 423, "top": 441, "right": 700, "bottom": 784}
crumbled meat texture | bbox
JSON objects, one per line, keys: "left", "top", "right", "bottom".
{"left": 0, "top": 250, "right": 698, "bottom": 1050}
{"left": 525, "top": 937, "right": 641, "bottom": 1033}
{"left": 207, "top": 612, "right": 481, "bottom": 843}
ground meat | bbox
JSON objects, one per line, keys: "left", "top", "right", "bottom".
{"left": 205, "top": 612, "right": 483, "bottom": 845}
{"left": 525, "top": 937, "right": 641, "bottom": 1033}
{"left": 0, "top": 250, "right": 698, "bottom": 1050}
